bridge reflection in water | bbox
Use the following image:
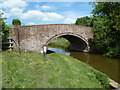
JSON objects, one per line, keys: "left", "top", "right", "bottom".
{"left": 47, "top": 47, "right": 120, "bottom": 84}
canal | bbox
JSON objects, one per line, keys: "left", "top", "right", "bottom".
{"left": 47, "top": 47, "right": 120, "bottom": 84}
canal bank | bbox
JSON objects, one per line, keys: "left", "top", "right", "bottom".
{"left": 2, "top": 51, "right": 109, "bottom": 88}
{"left": 47, "top": 47, "right": 120, "bottom": 88}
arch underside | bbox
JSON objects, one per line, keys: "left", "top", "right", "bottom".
{"left": 46, "top": 33, "right": 89, "bottom": 52}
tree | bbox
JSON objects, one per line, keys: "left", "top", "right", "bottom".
{"left": 0, "top": 11, "right": 9, "bottom": 50}
{"left": 91, "top": 2, "right": 120, "bottom": 58}
{"left": 75, "top": 16, "right": 93, "bottom": 27}
{"left": 75, "top": 2, "right": 120, "bottom": 58}
{"left": 12, "top": 19, "right": 21, "bottom": 26}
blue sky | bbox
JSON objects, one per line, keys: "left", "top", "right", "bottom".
{"left": 0, "top": 0, "right": 94, "bottom": 25}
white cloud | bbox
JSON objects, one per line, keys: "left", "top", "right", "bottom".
{"left": 35, "top": 5, "right": 52, "bottom": 10}
{"left": 0, "top": 8, "right": 24, "bottom": 18}
{"left": 64, "top": 18, "right": 76, "bottom": 24}
{"left": 42, "top": 12, "right": 64, "bottom": 21}
{"left": 41, "top": 5, "right": 51, "bottom": 10}
{"left": 10, "top": 8, "right": 23, "bottom": 16}
{"left": 0, "top": 0, "right": 27, "bottom": 9}
{"left": 21, "top": 10, "right": 44, "bottom": 19}
{"left": 0, "top": 0, "right": 27, "bottom": 18}
{"left": 21, "top": 10, "right": 64, "bottom": 22}
{"left": 0, "top": 10, "right": 11, "bottom": 18}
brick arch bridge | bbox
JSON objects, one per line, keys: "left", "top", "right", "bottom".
{"left": 10, "top": 24, "right": 93, "bottom": 53}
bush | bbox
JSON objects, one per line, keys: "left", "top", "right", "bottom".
{"left": 105, "top": 47, "right": 120, "bottom": 58}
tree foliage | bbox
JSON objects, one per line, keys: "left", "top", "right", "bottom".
{"left": 91, "top": 2, "right": 120, "bottom": 58}
{"left": 0, "top": 11, "right": 9, "bottom": 50}
{"left": 75, "top": 2, "right": 120, "bottom": 58}
{"left": 12, "top": 19, "right": 21, "bottom": 26}
{"left": 75, "top": 16, "right": 93, "bottom": 27}
{"left": 0, "top": 11, "right": 22, "bottom": 50}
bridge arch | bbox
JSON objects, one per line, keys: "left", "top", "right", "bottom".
{"left": 45, "top": 32, "right": 90, "bottom": 52}
{"left": 10, "top": 24, "right": 93, "bottom": 53}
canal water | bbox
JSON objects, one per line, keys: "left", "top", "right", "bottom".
{"left": 47, "top": 47, "right": 120, "bottom": 83}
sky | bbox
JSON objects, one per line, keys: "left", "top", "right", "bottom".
{"left": 0, "top": 0, "right": 94, "bottom": 25}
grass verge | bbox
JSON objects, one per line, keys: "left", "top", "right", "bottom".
{"left": 2, "top": 51, "right": 109, "bottom": 88}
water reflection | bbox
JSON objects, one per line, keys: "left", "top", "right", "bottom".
{"left": 48, "top": 47, "right": 70, "bottom": 56}
{"left": 47, "top": 47, "right": 120, "bottom": 83}
{"left": 71, "top": 52, "right": 119, "bottom": 83}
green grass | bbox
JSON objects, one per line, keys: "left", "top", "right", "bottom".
{"left": 48, "top": 38, "right": 70, "bottom": 48}
{"left": 2, "top": 51, "right": 109, "bottom": 88}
